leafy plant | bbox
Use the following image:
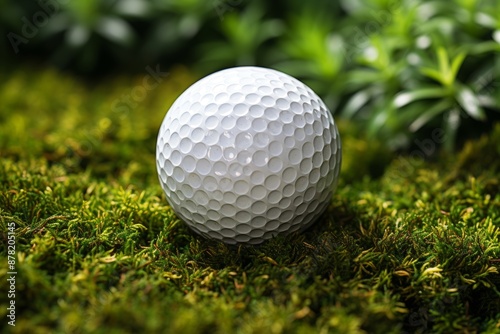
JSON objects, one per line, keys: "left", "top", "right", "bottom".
{"left": 34, "top": 0, "right": 142, "bottom": 71}
{"left": 197, "top": 2, "right": 284, "bottom": 72}
{"left": 393, "top": 47, "right": 489, "bottom": 151}
{"left": 139, "top": 0, "right": 214, "bottom": 65}
{"left": 341, "top": 35, "right": 410, "bottom": 147}
{"left": 339, "top": 2, "right": 423, "bottom": 148}
{"left": 275, "top": 10, "right": 344, "bottom": 107}
{"left": 3, "top": 0, "right": 499, "bottom": 151}
{"left": 338, "top": 0, "right": 500, "bottom": 151}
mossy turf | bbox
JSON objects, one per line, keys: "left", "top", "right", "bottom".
{"left": 1, "top": 67, "right": 500, "bottom": 334}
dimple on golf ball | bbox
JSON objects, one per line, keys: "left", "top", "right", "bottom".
{"left": 156, "top": 66, "right": 341, "bottom": 244}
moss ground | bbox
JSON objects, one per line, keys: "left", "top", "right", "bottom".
{"left": 1, "top": 67, "right": 499, "bottom": 333}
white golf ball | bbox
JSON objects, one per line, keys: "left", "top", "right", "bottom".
{"left": 156, "top": 66, "right": 341, "bottom": 244}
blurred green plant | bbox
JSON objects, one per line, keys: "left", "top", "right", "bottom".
{"left": 38, "top": 0, "right": 139, "bottom": 71}
{"left": 4, "top": 0, "right": 500, "bottom": 152}
{"left": 139, "top": 0, "right": 214, "bottom": 65}
{"left": 339, "top": 2, "right": 421, "bottom": 148}
{"left": 338, "top": 0, "right": 500, "bottom": 151}
{"left": 341, "top": 35, "right": 410, "bottom": 148}
{"left": 196, "top": 3, "right": 283, "bottom": 71}
{"left": 393, "top": 47, "right": 487, "bottom": 151}
{"left": 275, "top": 10, "right": 344, "bottom": 108}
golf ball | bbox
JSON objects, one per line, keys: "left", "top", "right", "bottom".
{"left": 156, "top": 66, "right": 341, "bottom": 244}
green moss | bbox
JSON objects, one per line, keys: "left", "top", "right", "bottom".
{"left": 1, "top": 67, "right": 499, "bottom": 333}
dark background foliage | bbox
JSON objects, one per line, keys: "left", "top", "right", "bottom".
{"left": 3, "top": 0, "right": 500, "bottom": 152}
